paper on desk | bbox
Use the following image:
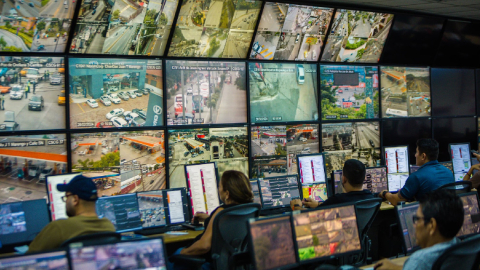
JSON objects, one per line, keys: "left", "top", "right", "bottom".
{"left": 165, "top": 231, "right": 189, "bottom": 235}
{"left": 14, "top": 245, "right": 29, "bottom": 254}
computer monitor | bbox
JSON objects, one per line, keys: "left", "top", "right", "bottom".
{"left": 292, "top": 204, "right": 361, "bottom": 262}
{"left": 164, "top": 188, "right": 190, "bottom": 225}
{"left": 332, "top": 170, "right": 343, "bottom": 195}
{"left": 384, "top": 146, "right": 410, "bottom": 192}
{"left": 184, "top": 163, "right": 220, "bottom": 215}
{"left": 248, "top": 215, "right": 298, "bottom": 270}
{"left": 0, "top": 250, "right": 69, "bottom": 270}
{"left": 297, "top": 153, "right": 327, "bottom": 184}
{"left": 457, "top": 192, "right": 480, "bottom": 238}
{"left": 69, "top": 237, "right": 167, "bottom": 270}
{"left": 0, "top": 199, "right": 50, "bottom": 246}
{"left": 250, "top": 180, "right": 262, "bottom": 206}
{"left": 257, "top": 175, "right": 301, "bottom": 210}
{"left": 409, "top": 165, "right": 420, "bottom": 174}
{"left": 449, "top": 143, "right": 472, "bottom": 181}
{"left": 440, "top": 161, "right": 454, "bottom": 174}
{"left": 46, "top": 173, "right": 81, "bottom": 221}
{"left": 396, "top": 202, "right": 420, "bottom": 253}
{"left": 95, "top": 193, "right": 142, "bottom": 233}
{"left": 301, "top": 182, "right": 329, "bottom": 203}
{"left": 333, "top": 167, "right": 388, "bottom": 195}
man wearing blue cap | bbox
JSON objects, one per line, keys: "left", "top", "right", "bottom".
{"left": 28, "top": 175, "right": 115, "bottom": 252}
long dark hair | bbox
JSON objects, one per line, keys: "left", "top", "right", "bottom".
{"left": 220, "top": 170, "right": 254, "bottom": 204}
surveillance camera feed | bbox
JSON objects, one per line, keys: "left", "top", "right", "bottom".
{"left": 249, "top": 62, "right": 318, "bottom": 123}
{"left": 250, "top": 2, "right": 333, "bottom": 61}
{"left": 321, "top": 10, "right": 394, "bottom": 63}
{"left": 70, "top": 0, "right": 179, "bottom": 56}
{"left": 397, "top": 203, "right": 419, "bottom": 252}
{"left": 168, "top": 0, "right": 262, "bottom": 58}
{"left": 0, "top": 56, "right": 66, "bottom": 131}
{"left": 457, "top": 194, "right": 480, "bottom": 237}
{"left": 0, "top": 251, "right": 69, "bottom": 270}
{"left": 71, "top": 131, "right": 166, "bottom": 195}
{"left": 0, "top": 134, "right": 67, "bottom": 203}
{"left": 250, "top": 216, "right": 297, "bottom": 270}
{"left": 320, "top": 65, "right": 379, "bottom": 120}
{"left": 334, "top": 167, "right": 387, "bottom": 194}
{"left": 381, "top": 67, "right": 431, "bottom": 118}
{"left": 293, "top": 205, "right": 361, "bottom": 261}
{"left": 0, "top": 202, "right": 26, "bottom": 234}
{"left": 137, "top": 191, "right": 166, "bottom": 228}
{"left": 166, "top": 60, "right": 246, "bottom": 125}
{"left": 258, "top": 175, "right": 300, "bottom": 209}
{"left": 251, "top": 124, "right": 319, "bottom": 178}
{"left": 322, "top": 122, "right": 380, "bottom": 176}
{"left": 168, "top": 127, "right": 248, "bottom": 188}
{"left": 68, "top": 58, "right": 163, "bottom": 129}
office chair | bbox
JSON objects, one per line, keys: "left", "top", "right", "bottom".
{"left": 170, "top": 203, "right": 261, "bottom": 270}
{"left": 431, "top": 234, "right": 480, "bottom": 270}
{"left": 352, "top": 198, "right": 382, "bottom": 265}
{"left": 59, "top": 232, "right": 121, "bottom": 248}
{"left": 437, "top": 181, "right": 472, "bottom": 194}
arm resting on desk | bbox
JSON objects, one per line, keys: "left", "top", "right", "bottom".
{"left": 180, "top": 208, "right": 222, "bottom": 256}
{"left": 383, "top": 192, "right": 407, "bottom": 206}
{"left": 374, "top": 258, "right": 403, "bottom": 270}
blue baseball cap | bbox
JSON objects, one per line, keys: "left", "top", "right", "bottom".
{"left": 57, "top": 175, "right": 98, "bottom": 201}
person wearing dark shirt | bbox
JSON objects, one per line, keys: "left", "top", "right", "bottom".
{"left": 291, "top": 159, "right": 374, "bottom": 210}
{"left": 463, "top": 152, "right": 480, "bottom": 189}
{"left": 379, "top": 139, "right": 454, "bottom": 205}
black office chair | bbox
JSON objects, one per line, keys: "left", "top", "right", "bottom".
{"left": 352, "top": 198, "right": 382, "bottom": 265}
{"left": 437, "top": 181, "right": 472, "bottom": 194}
{"left": 431, "top": 234, "right": 480, "bottom": 270}
{"left": 170, "top": 203, "right": 261, "bottom": 270}
{"left": 59, "top": 232, "right": 121, "bottom": 248}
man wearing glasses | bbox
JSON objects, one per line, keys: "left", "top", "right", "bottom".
{"left": 374, "top": 189, "right": 464, "bottom": 270}
{"left": 28, "top": 175, "right": 115, "bottom": 252}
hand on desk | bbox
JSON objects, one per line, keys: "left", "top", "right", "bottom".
{"left": 374, "top": 259, "right": 403, "bottom": 270}
{"left": 192, "top": 212, "right": 209, "bottom": 223}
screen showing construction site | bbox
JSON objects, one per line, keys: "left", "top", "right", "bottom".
{"left": 320, "top": 10, "right": 394, "bottom": 63}
{"left": 71, "top": 131, "right": 166, "bottom": 195}
{"left": 168, "top": 0, "right": 262, "bottom": 58}
{"left": 68, "top": 58, "right": 163, "bottom": 129}
{"left": 381, "top": 67, "right": 431, "bottom": 118}
{"left": 70, "top": 0, "right": 180, "bottom": 55}
{"left": 250, "top": 2, "right": 333, "bottom": 61}
{"left": 320, "top": 65, "right": 379, "bottom": 120}
{"left": 249, "top": 62, "right": 318, "bottom": 123}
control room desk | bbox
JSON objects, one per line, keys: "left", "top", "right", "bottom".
{"left": 149, "top": 230, "right": 204, "bottom": 256}
{"left": 360, "top": 256, "right": 409, "bottom": 269}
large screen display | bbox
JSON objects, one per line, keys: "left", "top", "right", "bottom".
{"left": 250, "top": 3, "right": 333, "bottom": 61}
{"left": 0, "top": 56, "right": 66, "bottom": 131}
{"left": 168, "top": 0, "right": 262, "bottom": 58}
{"left": 71, "top": 131, "right": 166, "bottom": 195}
{"left": 320, "top": 65, "right": 379, "bottom": 120}
{"left": 321, "top": 10, "right": 394, "bottom": 63}
{"left": 381, "top": 67, "right": 431, "bottom": 118}
{"left": 249, "top": 62, "right": 318, "bottom": 123}
{"left": 168, "top": 127, "right": 248, "bottom": 188}
{"left": 251, "top": 124, "right": 319, "bottom": 178}
{"left": 71, "top": 0, "right": 180, "bottom": 55}
{"left": 68, "top": 58, "right": 163, "bottom": 129}
{"left": 166, "top": 60, "right": 246, "bottom": 125}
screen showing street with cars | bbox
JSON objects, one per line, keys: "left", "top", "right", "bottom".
{"left": 68, "top": 58, "right": 163, "bottom": 129}
{"left": 250, "top": 2, "right": 333, "bottom": 61}
{"left": 166, "top": 60, "right": 247, "bottom": 125}
{"left": 168, "top": 0, "right": 262, "bottom": 58}
{"left": 0, "top": 56, "right": 65, "bottom": 131}
{"left": 321, "top": 10, "right": 393, "bottom": 63}
{"left": 321, "top": 65, "right": 379, "bottom": 120}
{"left": 70, "top": 0, "right": 179, "bottom": 55}
{"left": 249, "top": 62, "right": 318, "bottom": 123}
{"left": 381, "top": 67, "right": 431, "bottom": 118}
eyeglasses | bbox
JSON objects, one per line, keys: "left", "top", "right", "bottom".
{"left": 412, "top": 215, "right": 429, "bottom": 224}
{"left": 61, "top": 194, "right": 74, "bottom": 202}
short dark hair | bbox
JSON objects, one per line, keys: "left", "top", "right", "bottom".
{"left": 220, "top": 170, "right": 253, "bottom": 204}
{"left": 342, "top": 159, "right": 366, "bottom": 188}
{"left": 416, "top": 138, "right": 439, "bottom": 161}
{"left": 419, "top": 189, "right": 464, "bottom": 239}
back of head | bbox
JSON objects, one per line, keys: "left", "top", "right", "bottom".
{"left": 57, "top": 175, "right": 99, "bottom": 202}
{"left": 419, "top": 189, "right": 464, "bottom": 239}
{"left": 417, "top": 138, "right": 439, "bottom": 161}
{"left": 343, "top": 159, "right": 366, "bottom": 188}
{"left": 220, "top": 170, "right": 253, "bottom": 204}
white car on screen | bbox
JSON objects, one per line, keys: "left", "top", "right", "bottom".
{"left": 100, "top": 96, "right": 111, "bottom": 106}
{"left": 127, "top": 90, "right": 137, "bottom": 99}
{"left": 86, "top": 99, "right": 98, "bottom": 108}
{"left": 106, "top": 108, "right": 124, "bottom": 119}
{"left": 107, "top": 93, "right": 121, "bottom": 104}
{"left": 111, "top": 117, "right": 128, "bottom": 127}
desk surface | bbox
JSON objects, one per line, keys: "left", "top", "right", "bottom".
{"left": 360, "top": 256, "right": 409, "bottom": 269}
{"left": 159, "top": 230, "right": 203, "bottom": 244}
{"left": 380, "top": 202, "right": 394, "bottom": 211}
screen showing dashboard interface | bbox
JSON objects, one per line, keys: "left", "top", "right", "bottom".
{"left": 95, "top": 193, "right": 142, "bottom": 233}
{"left": 185, "top": 163, "right": 220, "bottom": 215}
{"left": 384, "top": 146, "right": 409, "bottom": 192}
{"left": 298, "top": 154, "right": 326, "bottom": 184}
{"left": 397, "top": 203, "right": 419, "bottom": 252}
{"left": 450, "top": 144, "right": 471, "bottom": 181}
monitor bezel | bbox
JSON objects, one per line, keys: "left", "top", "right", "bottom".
{"left": 96, "top": 193, "right": 143, "bottom": 233}
{"left": 163, "top": 187, "right": 191, "bottom": 226}
{"left": 296, "top": 153, "right": 327, "bottom": 185}
{"left": 250, "top": 179, "right": 262, "bottom": 207}
{"left": 253, "top": 174, "right": 301, "bottom": 211}
{"left": 448, "top": 142, "right": 471, "bottom": 176}
{"left": 394, "top": 202, "right": 420, "bottom": 254}
{"left": 45, "top": 172, "right": 81, "bottom": 221}
{"left": 184, "top": 162, "right": 220, "bottom": 216}
{"left": 457, "top": 191, "right": 480, "bottom": 240}
{"left": 384, "top": 145, "right": 410, "bottom": 193}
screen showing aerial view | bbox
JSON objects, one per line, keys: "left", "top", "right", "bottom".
{"left": 249, "top": 62, "right": 318, "bottom": 123}
{"left": 258, "top": 176, "right": 300, "bottom": 209}
{"left": 381, "top": 67, "right": 431, "bottom": 118}
{"left": 166, "top": 60, "right": 246, "bottom": 125}
{"left": 168, "top": 0, "right": 262, "bottom": 58}
{"left": 321, "top": 65, "right": 379, "bottom": 120}
{"left": 168, "top": 127, "right": 248, "bottom": 188}
{"left": 0, "top": 202, "right": 26, "bottom": 234}
{"left": 458, "top": 194, "right": 480, "bottom": 237}
{"left": 71, "top": 0, "right": 179, "bottom": 55}
{"left": 321, "top": 10, "right": 393, "bottom": 63}
{"left": 69, "top": 58, "right": 163, "bottom": 129}
{"left": 137, "top": 191, "right": 166, "bottom": 229}
{"left": 250, "top": 2, "right": 333, "bottom": 61}
{"left": 71, "top": 131, "right": 166, "bottom": 195}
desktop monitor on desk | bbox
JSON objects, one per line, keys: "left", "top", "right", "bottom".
{"left": 457, "top": 192, "right": 480, "bottom": 238}
{"left": 384, "top": 146, "right": 410, "bottom": 192}
{"left": 297, "top": 153, "right": 329, "bottom": 203}
{"left": 46, "top": 173, "right": 81, "bottom": 221}
{"left": 410, "top": 161, "right": 454, "bottom": 175}
{"left": 396, "top": 202, "right": 420, "bottom": 253}
{"left": 0, "top": 250, "right": 69, "bottom": 270}
{"left": 256, "top": 175, "right": 301, "bottom": 211}
{"left": 449, "top": 143, "right": 472, "bottom": 181}
{"left": 332, "top": 167, "right": 388, "bottom": 195}
{"left": 95, "top": 193, "right": 143, "bottom": 233}
{"left": 250, "top": 180, "right": 262, "bottom": 206}
{"left": 184, "top": 162, "right": 220, "bottom": 216}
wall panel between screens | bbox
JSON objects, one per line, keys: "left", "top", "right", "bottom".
{"left": 433, "top": 117, "right": 477, "bottom": 162}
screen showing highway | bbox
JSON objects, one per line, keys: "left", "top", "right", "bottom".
{"left": 381, "top": 66, "right": 431, "bottom": 118}
{"left": 250, "top": 2, "right": 333, "bottom": 61}
{"left": 249, "top": 62, "right": 318, "bottom": 123}
{"left": 168, "top": 0, "right": 262, "bottom": 58}
{"left": 321, "top": 10, "right": 393, "bottom": 63}
{"left": 166, "top": 60, "right": 246, "bottom": 125}
{"left": 321, "top": 65, "right": 379, "bottom": 120}
{"left": 70, "top": 0, "right": 179, "bottom": 55}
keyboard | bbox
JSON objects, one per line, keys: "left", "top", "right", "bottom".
{"left": 135, "top": 225, "right": 185, "bottom": 236}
